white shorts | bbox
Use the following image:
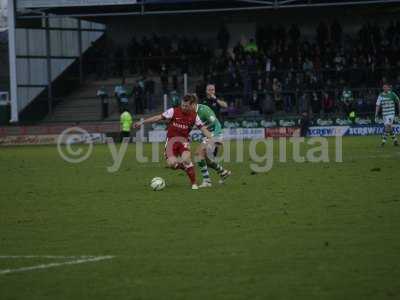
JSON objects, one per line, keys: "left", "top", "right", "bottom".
{"left": 201, "top": 135, "right": 223, "bottom": 145}
{"left": 201, "top": 135, "right": 223, "bottom": 157}
{"left": 383, "top": 115, "right": 395, "bottom": 126}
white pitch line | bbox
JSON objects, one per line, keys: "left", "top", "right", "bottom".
{"left": 0, "top": 255, "right": 114, "bottom": 275}
{"left": 0, "top": 255, "right": 95, "bottom": 259}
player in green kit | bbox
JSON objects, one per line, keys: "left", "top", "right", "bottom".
{"left": 195, "top": 103, "right": 231, "bottom": 187}
{"left": 375, "top": 84, "right": 400, "bottom": 146}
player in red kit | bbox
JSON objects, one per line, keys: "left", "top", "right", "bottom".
{"left": 134, "top": 94, "right": 212, "bottom": 190}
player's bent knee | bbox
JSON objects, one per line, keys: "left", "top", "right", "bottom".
{"left": 181, "top": 152, "right": 193, "bottom": 166}
{"left": 166, "top": 157, "right": 178, "bottom": 168}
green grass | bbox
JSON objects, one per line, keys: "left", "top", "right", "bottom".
{"left": 0, "top": 136, "right": 399, "bottom": 300}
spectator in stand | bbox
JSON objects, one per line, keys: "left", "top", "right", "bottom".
{"left": 334, "top": 50, "right": 345, "bottom": 71}
{"left": 115, "top": 83, "right": 129, "bottom": 112}
{"left": 311, "top": 91, "right": 321, "bottom": 115}
{"left": 255, "top": 77, "right": 266, "bottom": 107}
{"left": 303, "top": 57, "right": 314, "bottom": 75}
{"left": 298, "top": 92, "right": 309, "bottom": 114}
{"left": 283, "top": 92, "right": 293, "bottom": 113}
{"left": 341, "top": 86, "right": 354, "bottom": 115}
{"left": 283, "top": 73, "right": 295, "bottom": 113}
{"left": 272, "top": 78, "right": 282, "bottom": 111}
{"left": 264, "top": 76, "right": 272, "bottom": 92}
{"left": 265, "top": 55, "right": 272, "bottom": 74}
{"left": 160, "top": 63, "right": 169, "bottom": 93}
{"left": 322, "top": 91, "right": 334, "bottom": 115}
{"left": 250, "top": 90, "right": 260, "bottom": 111}
{"left": 97, "top": 86, "right": 109, "bottom": 119}
{"left": 244, "top": 38, "right": 258, "bottom": 53}
{"left": 261, "top": 92, "right": 275, "bottom": 116}
{"left": 132, "top": 80, "right": 144, "bottom": 114}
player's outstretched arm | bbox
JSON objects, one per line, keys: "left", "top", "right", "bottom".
{"left": 133, "top": 114, "right": 163, "bottom": 128}
{"left": 200, "top": 126, "right": 213, "bottom": 140}
{"left": 217, "top": 98, "right": 228, "bottom": 108}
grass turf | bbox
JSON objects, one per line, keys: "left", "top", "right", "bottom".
{"left": 0, "top": 136, "right": 399, "bottom": 299}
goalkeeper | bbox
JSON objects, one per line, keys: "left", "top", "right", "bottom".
{"left": 195, "top": 103, "right": 231, "bottom": 187}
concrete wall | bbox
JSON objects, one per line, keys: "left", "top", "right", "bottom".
{"left": 15, "top": 18, "right": 105, "bottom": 113}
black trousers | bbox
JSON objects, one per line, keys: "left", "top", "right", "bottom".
{"left": 121, "top": 131, "right": 131, "bottom": 142}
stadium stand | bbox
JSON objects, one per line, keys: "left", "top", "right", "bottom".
{"left": 4, "top": 2, "right": 400, "bottom": 125}
{"left": 70, "top": 19, "right": 400, "bottom": 124}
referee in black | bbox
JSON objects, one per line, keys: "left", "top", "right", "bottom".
{"left": 202, "top": 84, "right": 228, "bottom": 120}
{"left": 202, "top": 84, "right": 228, "bottom": 157}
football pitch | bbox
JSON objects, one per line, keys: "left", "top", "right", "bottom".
{"left": 0, "top": 136, "right": 399, "bottom": 299}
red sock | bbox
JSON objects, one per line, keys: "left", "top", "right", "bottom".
{"left": 184, "top": 164, "right": 196, "bottom": 185}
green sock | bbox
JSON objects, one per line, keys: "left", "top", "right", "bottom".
{"left": 208, "top": 161, "right": 225, "bottom": 175}
{"left": 197, "top": 159, "right": 211, "bottom": 181}
{"left": 382, "top": 132, "right": 388, "bottom": 143}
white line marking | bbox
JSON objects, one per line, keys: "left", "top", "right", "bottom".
{"left": 0, "top": 255, "right": 94, "bottom": 259}
{"left": 0, "top": 255, "right": 114, "bottom": 275}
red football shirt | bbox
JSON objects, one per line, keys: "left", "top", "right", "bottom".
{"left": 162, "top": 107, "right": 203, "bottom": 139}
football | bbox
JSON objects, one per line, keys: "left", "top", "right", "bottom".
{"left": 150, "top": 177, "right": 166, "bottom": 191}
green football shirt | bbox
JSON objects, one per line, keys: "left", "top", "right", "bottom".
{"left": 376, "top": 91, "right": 399, "bottom": 117}
{"left": 196, "top": 104, "right": 222, "bottom": 137}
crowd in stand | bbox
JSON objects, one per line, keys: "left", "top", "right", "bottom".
{"left": 200, "top": 20, "right": 400, "bottom": 118}
{"left": 88, "top": 33, "right": 210, "bottom": 79}
{"left": 97, "top": 76, "right": 156, "bottom": 117}
{"left": 90, "top": 20, "right": 400, "bottom": 119}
